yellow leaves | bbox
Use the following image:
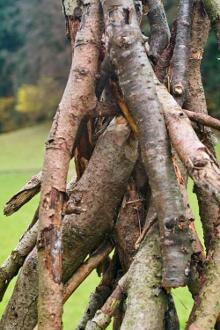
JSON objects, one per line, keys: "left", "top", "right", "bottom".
{"left": 15, "top": 77, "right": 61, "bottom": 116}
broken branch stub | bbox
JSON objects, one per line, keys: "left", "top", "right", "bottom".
{"left": 4, "top": 172, "right": 42, "bottom": 216}
{"left": 102, "top": 0, "right": 191, "bottom": 288}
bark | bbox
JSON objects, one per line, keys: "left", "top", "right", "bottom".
{"left": 0, "top": 221, "right": 38, "bottom": 302}
{"left": 102, "top": 0, "right": 191, "bottom": 288}
{"left": 203, "top": 0, "right": 220, "bottom": 48}
{"left": 86, "top": 278, "right": 126, "bottom": 330}
{"left": 170, "top": 0, "right": 193, "bottom": 105}
{"left": 120, "top": 223, "right": 168, "bottom": 330}
{"left": 37, "top": 1, "right": 102, "bottom": 328}
{"left": 76, "top": 254, "right": 118, "bottom": 330}
{"left": 184, "top": 1, "right": 220, "bottom": 252}
{"left": 156, "top": 81, "right": 220, "bottom": 203}
{"left": 4, "top": 172, "right": 41, "bottom": 216}
{"left": 0, "top": 118, "right": 137, "bottom": 330}
{"left": 144, "top": 0, "right": 170, "bottom": 63}
{"left": 184, "top": 109, "right": 220, "bottom": 131}
{"left": 155, "top": 21, "right": 177, "bottom": 84}
{"left": 187, "top": 238, "right": 220, "bottom": 330}
{"left": 113, "top": 177, "right": 146, "bottom": 271}
{"left": 183, "top": 4, "right": 220, "bottom": 329}
{"left": 63, "top": 241, "right": 113, "bottom": 302}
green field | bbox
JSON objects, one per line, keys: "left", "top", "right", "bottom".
{"left": 0, "top": 123, "right": 219, "bottom": 329}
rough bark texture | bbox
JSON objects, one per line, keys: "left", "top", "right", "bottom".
{"left": 0, "top": 119, "right": 137, "bottom": 330}
{"left": 184, "top": 3, "right": 220, "bottom": 329}
{"left": 170, "top": 0, "right": 193, "bottom": 105}
{"left": 144, "top": 0, "right": 170, "bottom": 63}
{"left": 184, "top": 1, "right": 220, "bottom": 254}
{"left": 102, "top": 0, "right": 191, "bottom": 288}
{"left": 37, "top": 1, "right": 102, "bottom": 329}
{"left": 120, "top": 224, "right": 168, "bottom": 330}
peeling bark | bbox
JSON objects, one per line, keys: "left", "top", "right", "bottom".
{"left": 0, "top": 118, "right": 137, "bottom": 330}
{"left": 102, "top": 0, "right": 191, "bottom": 288}
{"left": 37, "top": 1, "right": 102, "bottom": 328}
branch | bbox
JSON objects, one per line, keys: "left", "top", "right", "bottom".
{"left": 0, "top": 118, "right": 137, "bottom": 330}
{"left": 76, "top": 254, "right": 118, "bottom": 330}
{"left": 184, "top": 109, "right": 220, "bottom": 131}
{"left": 187, "top": 238, "right": 220, "bottom": 330}
{"left": 155, "top": 21, "right": 177, "bottom": 83}
{"left": 170, "top": 0, "right": 193, "bottom": 105}
{"left": 156, "top": 81, "right": 220, "bottom": 203}
{"left": 85, "top": 278, "right": 127, "bottom": 330}
{"left": 102, "top": 0, "right": 192, "bottom": 288}
{"left": 120, "top": 222, "right": 168, "bottom": 329}
{"left": 4, "top": 172, "right": 41, "bottom": 216}
{"left": 37, "top": 1, "right": 102, "bottom": 328}
{"left": 144, "top": 0, "right": 170, "bottom": 63}
{"left": 33, "top": 242, "right": 113, "bottom": 330}
{"left": 63, "top": 241, "right": 113, "bottom": 302}
{"left": 203, "top": 0, "right": 220, "bottom": 48}
{"left": 0, "top": 221, "right": 38, "bottom": 302}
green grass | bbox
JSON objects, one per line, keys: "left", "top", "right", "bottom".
{"left": 0, "top": 123, "right": 219, "bottom": 329}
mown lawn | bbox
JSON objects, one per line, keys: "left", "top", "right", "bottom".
{"left": 0, "top": 123, "right": 219, "bottom": 329}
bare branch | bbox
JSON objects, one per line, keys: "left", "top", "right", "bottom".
{"left": 4, "top": 172, "right": 41, "bottom": 216}
{"left": 156, "top": 82, "right": 220, "bottom": 203}
{"left": 170, "top": 0, "right": 193, "bottom": 105}
{"left": 63, "top": 241, "right": 113, "bottom": 302}
{"left": 102, "top": 0, "right": 192, "bottom": 288}
{"left": 144, "top": 0, "right": 170, "bottom": 63}
{"left": 184, "top": 109, "right": 220, "bottom": 131}
{"left": 86, "top": 278, "right": 126, "bottom": 330}
{"left": 37, "top": 1, "right": 102, "bottom": 328}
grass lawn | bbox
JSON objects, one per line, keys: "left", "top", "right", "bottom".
{"left": 0, "top": 123, "right": 219, "bottom": 329}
